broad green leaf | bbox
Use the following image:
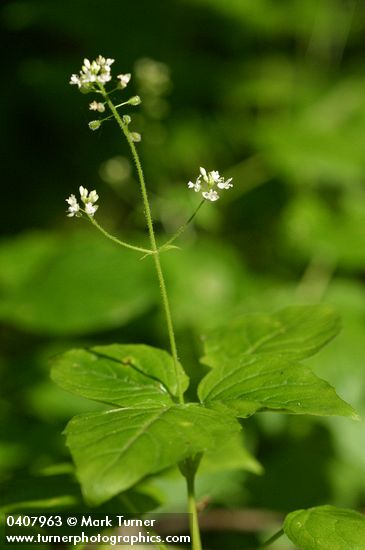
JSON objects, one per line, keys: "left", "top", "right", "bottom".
{"left": 51, "top": 344, "right": 189, "bottom": 406}
{"left": 198, "top": 354, "right": 357, "bottom": 419}
{"left": 65, "top": 404, "right": 240, "bottom": 505}
{"left": 202, "top": 305, "right": 340, "bottom": 367}
{"left": 91, "top": 344, "right": 189, "bottom": 399}
{"left": 0, "top": 231, "right": 154, "bottom": 335}
{"left": 284, "top": 505, "right": 365, "bottom": 550}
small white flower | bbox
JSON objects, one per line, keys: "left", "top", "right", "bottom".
{"left": 89, "top": 101, "right": 105, "bottom": 112}
{"left": 210, "top": 170, "right": 220, "bottom": 182}
{"left": 217, "top": 177, "right": 233, "bottom": 190}
{"left": 199, "top": 167, "right": 208, "bottom": 180}
{"left": 188, "top": 180, "right": 201, "bottom": 192}
{"left": 202, "top": 189, "right": 219, "bottom": 202}
{"left": 70, "top": 74, "right": 81, "bottom": 87}
{"left": 66, "top": 194, "right": 81, "bottom": 217}
{"left": 117, "top": 73, "right": 131, "bottom": 88}
{"left": 85, "top": 202, "right": 98, "bottom": 216}
{"left": 66, "top": 187, "right": 99, "bottom": 218}
{"left": 79, "top": 186, "right": 99, "bottom": 205}
{"left": 188, "top": 167, "right": 233, "bottom": 202}
{"left": 70, "top": 55, "right": 114, "bottom": 91}
{"left": 88, "top": 190, "right": 99, "bottom": 204}
{"left": 79, "top": 186, "right": 88, "bottom": 202}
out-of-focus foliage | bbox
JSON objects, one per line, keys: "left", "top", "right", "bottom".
{"left": 1, "top": 0, "right": 365, "bottom": 547}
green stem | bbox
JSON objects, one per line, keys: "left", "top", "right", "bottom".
{"left": 87, "top": 214, "right": 153, "bottom": 255}
{"left": 257, "top": 528, "right": 284, "bottom": 549}
{"left": 102, "top": 87, "right": 183, "bottom": 404}
{"left": 187, "top": 475, "right": 202, "bottom": 550}
{"left": 119, "top": 494, "right": 169, "bottom": 550}
{"left": 179, "top": 456, "right": 203, "bottom": 550}
{"left": 159, "top": 199, "right": 205, "bottom": 252}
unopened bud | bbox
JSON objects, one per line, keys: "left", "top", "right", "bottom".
{"left": 88, "top": 120, "right": 102, "bottom": 131}
{"left": 123, "top": 115, "right": 131, "bottom": 125}
{"left": 128, "top": 95, "right": 141, "bottom": 106}
{"left": 130, "top": 132, "right": 142, "bottom": 142}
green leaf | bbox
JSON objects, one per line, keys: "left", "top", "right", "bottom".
{"left": 198, "top": 354, "right": 357, "bottom": 419}
{"left": 0, "top": 231, "right": 154, "bottom": 335}
{"left": 202, "top": 305, "right": 340, "bottom": 367}
{"left": 200, "top": 431, "right": 263, "bottom": 475}
{"left": 51, "top": 344, "right": 189, "bottom": 407}
{"left": 65, "top": 404, "right": 240, "bottom": 505}
{"left": 284, "top": 505, "right": 365, "bottom": 550}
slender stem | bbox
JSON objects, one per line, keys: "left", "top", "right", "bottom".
{"left": 159, "top": 199, "right": 205, "bottom": 251}
{"left": 186, "top": 471, "right": 203, "bottom": 550}
{"left": 179, "top": 456, "right": 203, "bottom": 550}
{"left": 256, "top": 528, "right": 284, "bottom": 549}
{"left": 102, "top": 87, "right": 183, "bottom": 404}
{"left": 87, "top": 214, "right": 153, "bottom": 255}
{"left": 119, "top": 494, "right": 169, "bottom": 550}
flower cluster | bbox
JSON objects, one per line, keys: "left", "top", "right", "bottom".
{"left": 70, "top": 56, "right": 114, "bottom": 90}
{"left": 188, "top": 167, "right": 233, "bottom": 201}
{"left": 66, "top": 186, "right": 99, "bottom": 217}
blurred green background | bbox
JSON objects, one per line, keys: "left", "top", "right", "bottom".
{"left": 1, "top": 0, "right": 365, "bottom": 548}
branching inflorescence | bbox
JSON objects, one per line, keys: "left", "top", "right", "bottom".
{"left": 67, "top": 55, "right": 233, "bottom": 222}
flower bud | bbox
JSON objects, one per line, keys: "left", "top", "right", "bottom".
{"left": 130, "top": 132, "right": 142, "bottom": 142}
{"left": 128, "top": 95, "right": 142, "bottom": 106}
{"left": 88, "top": 120, "right": 102, "bottom": 131}
{"left": 123, "top": 115, "right": 131, "bottom": 125}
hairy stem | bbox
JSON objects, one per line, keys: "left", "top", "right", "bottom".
{"left": 102, "top": 89, "right": 183, "bottom": 404}
{"left": 87, "top": 215, "right": 153, "bottom": 255}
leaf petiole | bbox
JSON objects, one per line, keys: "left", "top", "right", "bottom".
{"left": 256, "top": 528, "right": 284, "bottom": 549}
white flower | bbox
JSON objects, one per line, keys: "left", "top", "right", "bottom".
{"left": 89, "top": 101, "right": 105, "bottom": 112}
{"left": 187, "top": 167, "right": 233, "bottom": 202}
{"left": 188, "top": 180, "right": 201, "bottom": 192}
{"left": 117, "top": 73, "right": 131, "bottom": 88}
{"left": 88, "top": 190, "right": 99, "bottom": 204}
{"left": 217, "top": 177, "right": 233, "bottom": 190}
{"left": 70, "top": 55, "right": 114, "bottom": 91}
{"left": 85, "top": 202, "right": 98, "bottom": 216}
{"left": 202, "top": 189, "right": 219, "bottom": 202}
{"left": 79, "top": 186, "right": 99, "bottom": 205}
{"left": 79, "top": 186, "right": 88, "bottom": 202}
{"left": 66, "top": 187, "right": 99, "bottom": 218}
{"left": 66, "top": 194, "right": 81, "bottom": 217}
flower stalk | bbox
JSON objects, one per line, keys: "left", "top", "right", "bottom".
{"left": 67, "top": 55, "right": 235, "bottom": 549}
{"left": 99, "top": 83, "right": 184, "bottom": 405}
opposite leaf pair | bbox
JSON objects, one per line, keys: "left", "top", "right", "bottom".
{"left": 51, "top": 304, "right": 357, "bottom": 505}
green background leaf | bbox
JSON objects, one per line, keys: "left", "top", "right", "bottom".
{"left": 284, "top": 505, "right": 365, "bottom": 550}
{"left": 202, "top": 305, "right": 341, "bottom": 367}
{"left": 0, "top": 231, "right": 154, "bottom": 335}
